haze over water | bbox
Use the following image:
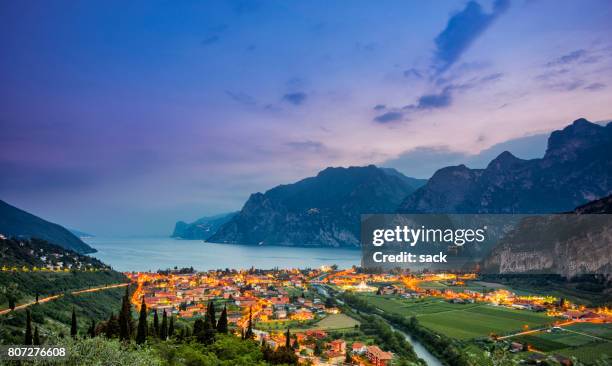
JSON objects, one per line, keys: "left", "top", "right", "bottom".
{"left": 87, "top": 237, "right": 361, "bottom": 272}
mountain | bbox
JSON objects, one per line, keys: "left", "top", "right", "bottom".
{"left": 69, "top": 228, "right": 95, "bottom": 238}
{"left": 208, "top": 165, "right": 425, "bottom": 247}
{"left": 0, "top": 200, "right": 95, "bottom": 254}
{"left": 482, "top": 195, "right": 612, "bottom": 277}
{"left": 172, "top": 212, "right": 238, "bottom": 240}
{"left": 0, "top": 236, "right": 109, "bottom": 270}
{"left": 399, "top": 118, "right": 612, "bottom": 214}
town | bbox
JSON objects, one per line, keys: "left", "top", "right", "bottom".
{"left": 126, "top": 267, "right": 612, "bottom": 365}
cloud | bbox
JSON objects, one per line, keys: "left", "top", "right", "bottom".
{"left": 285, "top": 140, "right": 325, "bottom": 152}
{"left": 374, "top": 111, "right": 403, "bottom": 123}
{"left": 225, "top": 91, "right": 257, "bottom": 106}
{"left": 546, "top": 49, "right": 587, "bottom": 67}
{"left": 403, "top": 68, "right": 423, "bottom": 79}
{"left": 414, "top": 87, "right": 453, "bottom": 110}
{"left": 201, "top": 35, "right": 220, "bottom": 46}
{"left": 584, "top": 82, "right": 606, "bottom": 91}
{"left": 383, "top": 133, "right": 548, "bottom": 178}
{"left": 283, "top": 92, "right": 307, "bottom": 105}
{"left": 433, "top": 0, "right": 509, "bottom": 73}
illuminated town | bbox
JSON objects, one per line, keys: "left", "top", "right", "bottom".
{"left": 125, "top": 267, "right": 612, "bottom": 365}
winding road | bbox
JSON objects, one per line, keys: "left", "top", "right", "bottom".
{"left": 0, "top": 283, "right": 129, "bottom": 315}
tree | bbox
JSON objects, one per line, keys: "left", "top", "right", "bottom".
{"left": 345, "top": 350, "right": 352, "bottom": 364}
{"left": 292, "top": 334, "right": 299, "bottom": 350}
{"left": 217, "top": 305, "right": 228, "bottom": 333}
{"left": 285, "top": 328, "right": 291, "bottom": 348}
{"left": 136, "top": 297, "right": 147, "bottom": 344}
{"left": 168, "top": 316, "right": 175, "bottom": 338}
{"left": 119, "top": 287, "right": 132, "bottom": 341}
{"left": 70, "top": 307, "right": 78, "bottom": 338}
{"left": 33, "top": 326, "right": 41, "bottom": 345}
{"left": 193, "top": 318, "right": 204, "bottom": 337}
{"left": 24, "top": 309, "right": 33, "bottom": 345}
{"left": 88, "top": 319, "right": 96, "bottom": 338}
{"left": 160, "top": 310, "right": 168, "bottom": 340}
{"left": 153, "top": 309, "right": 160, "bottom": 338}
{"left": 314, "top": 340, "right": 323, "bottom": 356}
{"left": 105, "top": 313, "right": 120, "bottom": 338}
{"left": 35, "top": 291, "right": 39, "bottom": 304}
{"left": 207, "top": 301, "right": 216, "bottom": 329}
{"left": 197, "top": 316, "right": 216, "bottom": 344}
{"left": 245, "top": 307, "right": 254, "bottom": 340}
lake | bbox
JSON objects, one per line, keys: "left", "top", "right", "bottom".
{"left": 86, "top": 237, "right": 361, "bottom": 272}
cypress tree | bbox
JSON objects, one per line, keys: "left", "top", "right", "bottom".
{"left": 136, "top": 297, "right": 147, "bottom": 344}
{"left": 35, "top": 292, "right": 39, "bottom": 304}
{"left": 70, "top": 308, "right": 77, "bottom": 338}
{"left": 33, "top": 326, "right": 41, "bottom": 345}
{"left": 198, "top": 315, "right": 216, "bottom": 344}
{"left": 285, "top": 328, "right": 291, "bottom": 348}
{"left": 193, "top": 318, "right": 204, "bottom": 337}
{"left": 119, "top": 287, "right": 132, "bottom": 341}
{"left": 24, "top": 309, "right": 33, "bottom": 345}
{"left": 207, "top": 301, "right": 216, "bottom": 328}
{"left": 160, "top": 310, "right": 168, "bottom": 340}
{"left": 88, "top": 319, "right": 96, "bottom": 338}
{"left": 168, "top": 316, "right": 175, "bottom": 338}
{"left": 217, "top": 305, "right": 228, "bottom": 333}
{"left": 245, "top": 306, "right": 254, "bottom": 339}
{"left": 153, "top": 309, "right": 160, "bottom": 337}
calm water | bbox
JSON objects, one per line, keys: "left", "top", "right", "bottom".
{"left": 86, "top": 237, "right": 361, "bottom": 272}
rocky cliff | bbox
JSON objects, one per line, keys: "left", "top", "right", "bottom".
{"left": 482, "top": 195, "right": 612, "bottom": 277}
{"left": 172, "top": 212, "right": 238, "bottom": 240}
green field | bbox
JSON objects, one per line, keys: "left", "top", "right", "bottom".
{"left": 257, "top": 313, "right": 359, "bottom": 333}
{"left": 564, "top": 322, "right": 612, "bottom": 340}
{"left": 358, "top": 294, "right": 556, "bottom": 340}
{"left": 513, "top": 324, "right": 612, "bottom": 364}
{"left": 311, "top": 313, "right": 359, "bottom": 330}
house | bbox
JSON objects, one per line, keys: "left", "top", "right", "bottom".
{"left": 351, "top": 342, "right": 366, "bottom": 355}
{"left": 366, "top": 345, "right": 393, "bottom": 366}
{"left": 510, "top": 342, "right": 523, "bottom": 353}
{"left": 329, "top": 339, "right": 346, "bottom": 354}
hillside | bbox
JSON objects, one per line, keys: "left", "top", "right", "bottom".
{"left": 0, "top": 236, "right": 108, "bottom": 271}
{"left": 0, "top": 200, "right": 95, "bottom": 254}
{"left": 172, "top": 212, "right": 238, "bottom": 240}
{"left": 399, "top": 119, "right": 612, "bottom": 214}
{"left": 209, "top": 165, "right": 426, "bottom": 247}
{"left": 482, "top": 195, "right": 612, "bottom": 277}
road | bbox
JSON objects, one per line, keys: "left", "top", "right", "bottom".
{"left": 497, "top": 320, "right": 575, "bottom": 340}
{"left": 0, "top": 283, "right": 129, "bottom": 315}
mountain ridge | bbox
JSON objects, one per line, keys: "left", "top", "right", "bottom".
{"left": 0, "top": 200, "right": 95, "bottom": 254}
{"left": 208, "top": 165, "right": 425, "bottom": 247}
{"left": 398, "top": 118, "right": 612, "bottom": 214}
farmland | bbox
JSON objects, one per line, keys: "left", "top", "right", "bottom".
{"left": 357, "top": 294, "right": 556, "bottom": 339}
{"left": 513, "top": 323, "right": 612, "bottom": 363}
{"left": 255, "top": 313, "right": 359, "bottom": 332}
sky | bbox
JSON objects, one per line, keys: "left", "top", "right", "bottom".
{"left": 1, "top": 0, "right": 611, "bottom": 236}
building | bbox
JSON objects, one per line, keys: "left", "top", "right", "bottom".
{"left": 366, "top": 345, "right": 393, "bottom": 366}
{"left": 329, "top": 339, "right": 346, "bottom": 354}
{"left": 351, "top": 342, "right": 366, "bottom": 355}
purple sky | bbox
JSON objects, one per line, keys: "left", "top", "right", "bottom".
{"left": 1, "top": 0, "right": 611, "bottom": 236}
